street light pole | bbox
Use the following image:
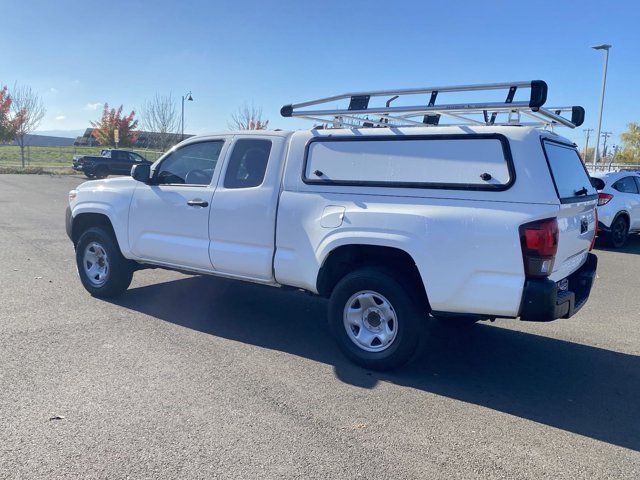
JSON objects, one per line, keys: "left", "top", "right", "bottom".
{"left": 592, "top": 44, "right": 611, "bottom": 168}
{"left": 181, "top": 91, "right": 193, "bottom": 142}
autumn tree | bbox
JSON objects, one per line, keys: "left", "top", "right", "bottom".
{"left": 0, "top": 86, "right": 16, "bottom": 143}
{"left": 11, "top": 84, "right": 46, "bottom": 167}
{"left": 229, "top": 103, "right": 269, "bottom": 130}
{"left": 91, "top": 104, "right": 139, "bottom": 147}
{"left": 141, "top": 93, "right": 180, "bottom": 151}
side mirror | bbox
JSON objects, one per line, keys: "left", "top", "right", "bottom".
{"left": 590, "top": 177, "right": 605, "bottom": 190}
{"left": 131, "top": 163, "right": 151, "bottom": 183}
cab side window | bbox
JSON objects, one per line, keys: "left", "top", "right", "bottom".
{"left": 612, "top": 176, "right": 640, "bottom": 194}
{"left": 223, "top": 139, "right": 272, "bottom": 189}
{"left": 156, "top": 141, "right": 224, "bottom": 185}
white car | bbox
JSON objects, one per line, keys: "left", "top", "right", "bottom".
{"left": 591, "top": 171, "right": 640, "bottom": 248}
{"left": 65, "top": 81, "right": 599, "bottom": 369}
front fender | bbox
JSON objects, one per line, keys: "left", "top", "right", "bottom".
{"left": 70, "top": 202, "right": 131, "bottom": 255}
{"left": 69, "top": 178, "right": 136, "bottom": 256}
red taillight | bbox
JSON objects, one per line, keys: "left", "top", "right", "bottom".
{"left": 519, "top": 218, "right": 559, "bottom": 278}
{"left": 590, "top": 209, "right": 598, "bottom": 251}
{"left": 598, "top": 193, "right": 613, "bottom": 206}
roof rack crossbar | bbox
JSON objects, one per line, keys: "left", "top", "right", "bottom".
{"left": 281, "top": 80, "right": 583, "bottom": 129}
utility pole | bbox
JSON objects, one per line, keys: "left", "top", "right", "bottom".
{"left": 601, "top": 131, "right": 612, "bottom": 161}
{"left": 583, "top": 128, "right": 593, "bottom": 161}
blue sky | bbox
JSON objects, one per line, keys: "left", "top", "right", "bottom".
{"left": 2, "top": 0, "right": 639, "bottom": 148}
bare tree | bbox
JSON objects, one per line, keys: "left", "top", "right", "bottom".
{"left": 141, "top": 93, "right": 180, "bottom": 151}
{"left": 229, "top": 103, "right": 269, "bottom": 130}
{"left": 11, "top": 84, "right": 46, "bottom": 167}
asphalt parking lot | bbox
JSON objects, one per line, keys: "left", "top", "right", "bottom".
{"left": 1, "top": 173, "right": 639, "bottom": 479}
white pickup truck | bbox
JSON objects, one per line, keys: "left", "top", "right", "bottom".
{"left": 66, "top": 81, "right": 598, "bottom": 369}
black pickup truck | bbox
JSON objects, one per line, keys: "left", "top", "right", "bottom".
{"left": 72, "top": 149, "right": 151, "bottom": 178}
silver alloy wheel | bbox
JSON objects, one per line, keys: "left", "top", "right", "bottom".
{"left": 83, "top": 241, "right": 110, "bottom": 287}
{"left": 343, "top": 290, "right": 398, "bottom": 352}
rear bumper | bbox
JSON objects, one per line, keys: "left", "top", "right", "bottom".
{"left": 519, "top": 253, "right": 597, "bottom": 322}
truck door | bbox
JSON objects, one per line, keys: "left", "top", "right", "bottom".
{"left": 121, "top": 152, "right": 136, "bottom": 174}
{"left": 208, "top": 136, "right": 285, "bottom": 281}
{"left": 111, "top": 150, "right": 125, "bottom": 173}
{"left": 128, "top": 139, "right": 228, "bottom": 270}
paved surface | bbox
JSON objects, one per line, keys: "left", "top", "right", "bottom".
{"left": 1, "top": 174, "right": 639, "bottom": 479}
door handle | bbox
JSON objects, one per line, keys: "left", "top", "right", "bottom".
{"left": 187, "top": 199, "right": 209, "bottom": 207}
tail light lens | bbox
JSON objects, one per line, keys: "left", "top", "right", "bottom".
{"left": 598, "top": 193, "right": 613, "bottom": 206}
{"left": 519, "top": 218, "right": 558, "bottom": 278}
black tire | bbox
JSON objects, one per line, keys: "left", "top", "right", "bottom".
{"left": 75, "top": 227, "right": 133, "bottom": 298}
{"left": 94, "top": 166, "right": 109, "bottom": 179}
{"left": 328, "top": 267, "right": 424, "bottom": 370}
{"left": 607, "top": 216, "right": 629, "bottom": 248}
{"left": 84, "top": 172, "right": 95, "bottom": 179}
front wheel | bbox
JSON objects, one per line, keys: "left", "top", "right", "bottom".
{"left": 328, "top": 267, "right": 423, "bottom": 370}
{"left": 76, "top": 227, "right": 133, "bottom": 298}
{"left": 94, "top": 166, "right": 109, "bottom": 179}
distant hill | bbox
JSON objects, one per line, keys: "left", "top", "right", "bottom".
{"left": 1, "top": 134, "right": 75, "bottom": 147}
{"left": 34, "top": 129, "right": 85, "bottom": 139}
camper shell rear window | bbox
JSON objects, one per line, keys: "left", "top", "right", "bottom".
{"left": 302, "top": 134, "right": 514, "bottom": 191}
{"left": 541, "top": 139, "right": 598, "bottom": 204}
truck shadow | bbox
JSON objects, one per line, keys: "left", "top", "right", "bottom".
{"left": 111, "top": 275, "right": 640, "bottom": 452}
{"left": 595, "top": 234, "right": 640, "bottom": 255}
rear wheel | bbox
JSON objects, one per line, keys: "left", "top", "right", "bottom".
{"left": 608, "top": 216, "right": 629, "bottom": 248}
{"left": 76, "top": 227, "right": 133, "bottom": 298}
{"left": 328, "top": 267, "right": 423, "bottom": 370}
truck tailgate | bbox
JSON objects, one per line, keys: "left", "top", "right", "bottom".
{"left": 550, "top": 199, "right": 597, "bottom": 282}
{"left": 541, "top": 138, "right": 598, "bottom": 282}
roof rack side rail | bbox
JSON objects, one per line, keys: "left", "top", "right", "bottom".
{"left": 280, "top": 80, "right": 583, "bottom": 129}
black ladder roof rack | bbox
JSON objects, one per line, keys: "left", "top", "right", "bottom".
{"left": 280, "top": 80, "right": 584, "bottom": 129}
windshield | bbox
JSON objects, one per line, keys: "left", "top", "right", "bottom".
{"left": 543, "top": 140, "right": 596, "bottom": 202}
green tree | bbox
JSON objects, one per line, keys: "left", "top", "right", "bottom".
{"left": 620, "top": 122, "right": 640, "bottom": 164}
{"left": 91, "top": 104, "right": 138, "bottom": 147}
